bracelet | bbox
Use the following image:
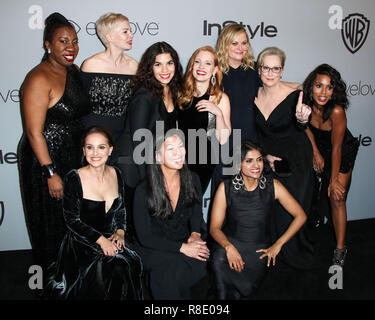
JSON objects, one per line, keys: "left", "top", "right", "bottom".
{"left": 41, "top": 163, "right": 56, "bottom": 178}
{"left": 296, "top": 118, "right": 308, "bottom": 124}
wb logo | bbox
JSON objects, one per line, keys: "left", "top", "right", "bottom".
{"left": 328, "top": 6, "right": 370, "bottom": 54}
{"left": 342, "top": 13, "right": 370, "bottom": 54}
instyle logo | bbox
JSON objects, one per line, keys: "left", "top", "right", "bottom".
{"left": 0, "top": 201, "right": 4, "bottom": 227}
{"left": 357, "top": 134, "right": 372, "bottom": 147}
{"left": 0, "top": 149, "right": 18, "bottom": 164}
{"left": 0, "top": 89, "right": 20, "bottom": 103}
{"left": 203, "top": 20, "right": 278, "bottom": 38}
{"left": 328, "top": 6, "right": 370, "bottom": 54}
{"left": 346, "top": 81, "right": 375, "bottom": 96}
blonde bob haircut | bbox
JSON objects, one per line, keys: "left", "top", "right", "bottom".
{"left": 96, "top": 12, "right": 129, "bottom": 47}
{"left": 216, "top": 23, "right": 255, "bottom": 74}
{"left": 178, "top": 46, "right": 223, "bottom": 109}
{"left": 257, "top": 46, "right": 286, "bottom": 69}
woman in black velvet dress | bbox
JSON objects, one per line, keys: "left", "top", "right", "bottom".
{"left": 178, "top": 46, "right": 231, "bottom": 193}
{"left": 18, "top": 13, "right": 89, "bottom": 270}
{"left": 210, "top": 141, "right": 307, "bottom": 300}
{"left": 80, "top": 13, "right": 138, "bottom": 144}
{"left": 254, "top": 47, "right": 314, "bottom": 271}
{"left": 46, "top": 126, "right": 143, "bottom": 299}
{"left": 133, "top": 130, "right": 209, "bottom": 300}
{"left": 303, "top": 64, "right": 359, "bottom": 267}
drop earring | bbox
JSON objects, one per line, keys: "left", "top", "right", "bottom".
{"left": 211, "top": 74, "right": 216, "bottom": 86}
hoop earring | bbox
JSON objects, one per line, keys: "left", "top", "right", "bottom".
{"left": 232, "top": 172, "right": 244, "bottom": 191}
{"left": 258, "top": 173, "right": 266, "bottom": 190}
{"left": 211, "top": 74, "right": 216, "bottom": 86}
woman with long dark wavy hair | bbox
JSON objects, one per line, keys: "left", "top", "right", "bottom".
{"left": 113, "top": 41, "right": 183, "bottom": 244}
{"left": 303, "top": 64, "right": 359, "bottom": 267}
{"left": 132, "top": 129, "right": 209, "bottom": 299}
{"left": 210, "top": 141, "right": 307, "bottom": 299}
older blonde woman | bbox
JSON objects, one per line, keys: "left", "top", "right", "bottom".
{"left": 80, "top": 12, "right": 138, "bottom": 143}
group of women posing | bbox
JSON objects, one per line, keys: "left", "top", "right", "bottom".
{"left": 18, "top": 11, "right": 359, "bottom": 300}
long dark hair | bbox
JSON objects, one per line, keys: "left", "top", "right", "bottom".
{"left": 303, "top": 63, "right": 349, "bottom": 122}
{"left": 132, "top": 41, "right": 183, "bottom": 100}
{"left": 42, "top": 12, "right": 75, "bottom": 62}
{"left": 146, "top": 129, "right": 199, "bottom": 219}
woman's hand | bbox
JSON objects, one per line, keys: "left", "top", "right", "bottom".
{"left": 313, "top": 150, "right": 325, "bottom": 173}
{"left": 295, "top": 91, "right": 311, "bottom": 123}
{"left": 187, "top": 232, "right": 202, "bottom": 243}
{"left": 266, "top": 154, "right": 283, "bottom": 172}
{"left": 96, "top": 235, "right": 120, "bottom": 256}
{"left": 195, "top": 99, "right": 222, "bottom": 117}
{"left": 180, "top": 241, "right": 210, "bottom": 261}
{"left": 256, "top": 242, "right": 283, "bottom": 267}
{"left": 108, "top": 229, "right": 125, "bottom": 250}
{"left": 225, "top": 243, "right": 245, "bottom": 272}
{"left": 328, "top": 178, "right": 346, "bottom": 201}
{"left": 47, "top": 174, "right": 63, "bottom": 200}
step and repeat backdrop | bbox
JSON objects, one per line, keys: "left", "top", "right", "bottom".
{"left": 0, "top": 0, "right": 374, "bottom": 251}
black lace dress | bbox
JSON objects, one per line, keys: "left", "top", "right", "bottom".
{"left": 211, "top": 178, "right": 274, "bottom": 299}
{"left": 45, "top": 168, "right": 143, "bottom": 300}
{"left": 80, "top": 72, "right": 133, "bottom": 143}
{"left": 179, "top": 93, "right": 218, "bottom": 193}
{"left": 254, "top": 90, "right": 314, "bottom": 270}
{"left": 18, "top": 66, "right": 90, "bottom": 269}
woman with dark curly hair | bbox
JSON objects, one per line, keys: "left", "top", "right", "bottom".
{"left": 303, "top": 64, "right": 359, "bottom": 267}
{"left": 210, "top": 141, "right": 307, "bottom": 299}
{"left": 114, "top": 41, "right": 183, "bottom": 189}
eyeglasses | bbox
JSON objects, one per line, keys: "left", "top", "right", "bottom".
{"left": 260, "top": 66, "right": 283, "bottom": 74}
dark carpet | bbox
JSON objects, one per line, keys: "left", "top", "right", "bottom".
{"left": 0, "top": 218, "right": 374, "bottom": 301}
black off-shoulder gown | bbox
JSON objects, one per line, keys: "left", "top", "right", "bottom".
{"left": 254, "top": 90, "right": 314, "bottom": 269}
{"left": 46, "top": 168, "right": 143, "bottom": 300}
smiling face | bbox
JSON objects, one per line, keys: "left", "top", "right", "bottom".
{"left": 107, "top": 19, "right": 133, "bottom": 50}
{"left": 312, "top": 74, "right": 334, "bottom": 108}
{"left": 192, "top": 50, "right": 218, "bottom": 83}
{"left": 83, "top": 132, "right": 113, "bottom": 168}
{"left": 157, "top": 135, "right": 186, "bottom": 171}
{"left": 240, "top": 149, "right": 264, "bottom": 180}
{"left": 45, "top": 26, "right": 79, "bottom": 66}
{"left": 227, "top": 31, "right": 249, "bottom": 67}
{"left": 259, "top": 54, "right": 283, "bottom": 87}
{"left": 152, "top": 53, "right": 175, "bottom": 86}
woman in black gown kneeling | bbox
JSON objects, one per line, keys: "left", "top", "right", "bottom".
{"left": 133, "top": 129, "right": 209, "bottom": 300}
{"left": 46, "top": 126, "right": 143, "bottom": 299}
{"left": 210, "top": 141, "right": 307, "bottom": 299}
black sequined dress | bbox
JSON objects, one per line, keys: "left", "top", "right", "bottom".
{"left": 179, "top": 93, "right": 217, "bottom": 193}
{"left": 18, "top": 66, "right": 90, "bottom": 268}
{"left": 80, "top": 72, "right": 132, "bottom": 143}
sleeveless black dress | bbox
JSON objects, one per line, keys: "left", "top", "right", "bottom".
{"left": 80, "top": 72, "right": 133, "bottom": 143}
{"left": 179, "top": 93, "right": 218, "bottom": 193}
{"left": 211, "top": 178, "right": 274, "bottom": 299}
{"left": 18, "top": 66, "right": 90, "bottom": 268}
{"left": 254, "top": 90, "right": 314, "bottom": 269}
{"left": 45, "top": 168, "right": 143, "bottom": 300}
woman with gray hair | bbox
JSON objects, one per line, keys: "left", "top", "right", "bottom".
{"left": 80, "top": 12, "right": 138, "bottom": 143}
{"left": 254, "top": 46, "right": 314, "bottom": 272}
